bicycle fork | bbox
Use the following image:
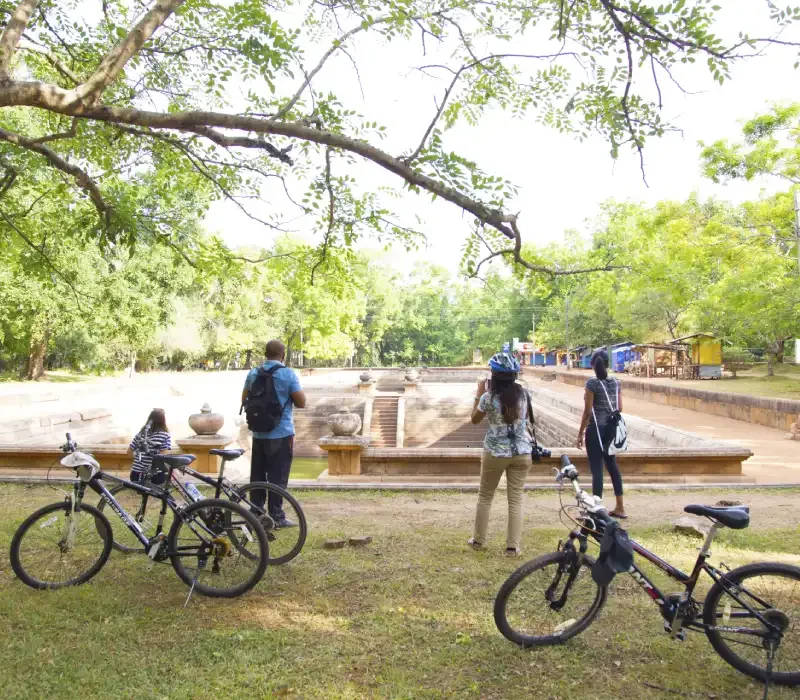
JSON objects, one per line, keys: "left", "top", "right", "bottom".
{"left": 63, "top": 482, "right": 87, "bottom": 550}
{"left": 549, "top": 539, "right": 587, "bottom": 611}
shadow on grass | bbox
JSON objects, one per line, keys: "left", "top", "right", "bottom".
{"left": 0, "top": 486, "right": 796, "bottom": 699}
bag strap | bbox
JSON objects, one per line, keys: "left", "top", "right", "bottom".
{"left": 598, "top": 378, "right": 618, "bottom": 412}
{"left": 592, "top": 405, "right": 603, "bottom": 447}
{"left": 525, "top": 391, "right": 539, "bottom": 452}
{"left": 241, "top": 363, "right": 284, "bottom": 414}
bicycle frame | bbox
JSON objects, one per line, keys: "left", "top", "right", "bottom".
{"left": 564, "top": 521, "right": 782, "bottom": 639}
{"left": 156, "top": 460, "right": 264, "bottom": 512}
{"left": 74, "top": 468, "right": 223, "bottom": 555}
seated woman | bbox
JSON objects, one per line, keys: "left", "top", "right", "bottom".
{"left": 468, "top": 351, "right": 531, "bottom": 557}
{"left": 129, "top": 408, "right": 172, "bottom": 485}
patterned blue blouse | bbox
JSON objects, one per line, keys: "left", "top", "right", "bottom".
{"left": 478, "top": 390, "right": 532, "bottom": 458}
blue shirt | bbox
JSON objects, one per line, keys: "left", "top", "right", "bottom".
{"left": 244, "top": 361, "right": 302, "bottom": 439}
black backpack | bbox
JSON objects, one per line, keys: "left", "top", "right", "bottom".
{"left": 244, "top": 365, "right": 289, "bottom": 433}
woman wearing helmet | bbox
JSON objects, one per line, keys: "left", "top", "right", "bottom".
{"left": 468, "top": 350, "right": 531, "bottom": 557}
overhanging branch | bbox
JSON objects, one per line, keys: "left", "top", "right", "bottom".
{"left": 0, "top": 125, "right": 110, "bottom": 225}
{"left": 75, "top": 0, "right": 185, "bottom": 105}
{"left": 0, "top": 0, "right": 40, "bottom": 79}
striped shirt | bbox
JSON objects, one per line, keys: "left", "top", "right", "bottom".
{"left": 130, "top": 431, "right": 172, "bottom": 475}
{"left": 586, "top": 377, "right": 620, "bottom": 428}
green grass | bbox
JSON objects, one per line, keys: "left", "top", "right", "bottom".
{"left": 0, "top": 370, "right": 95, "bottom": 384}
{"left": 1, "top": 485, "right": 798, "bottom": 699}
{"left": 681, "top": 363, "right": 800, "bottom": 400}
{"left": 290, "top": 457, "right": 327, "bottom": 480}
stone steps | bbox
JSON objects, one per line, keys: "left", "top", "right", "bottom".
{"left": 371, "top": 397, "right": 399, "bottom": 447}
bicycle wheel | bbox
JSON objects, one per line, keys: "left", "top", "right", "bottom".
{"left": 10, "top": 501, "right": 112, "bottom": 590}
{"left": 97, "top": 484, "right": 164, "bottom": 553}
{"left": 494, "top": 550, "right": 606, "bottom": 647}
{"left": 231, "top": 482, "right": 307, "bottom": 565}
{"left": 704, "top": 562, "right": 800, "bottom": 686}
{"left": 168, "top": 498, "right": 268, "bottom": 598}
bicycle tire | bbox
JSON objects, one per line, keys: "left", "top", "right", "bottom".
{"left": 704, "top": 561, "right": 800, "bottom": 686}
{"left": 10, "top": 501, "right": 112, "bottom": 590}
{"left": 494, "top": 550, "right": 606, "bottom": 647}
{"left": 97, "top": 484, "right": 159, "bottom": 553}
{"left": 168, "top": 498, "right": 268, "bottom": 598}
{"left": 232, "top": 482, "right": 307, "bottom": 565}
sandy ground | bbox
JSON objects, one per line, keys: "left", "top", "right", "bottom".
{"left": 300, "top": 489, "right": 800, "bottom": 533}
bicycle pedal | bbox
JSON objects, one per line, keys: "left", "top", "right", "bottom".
{"left": 663, "top": 622, "right": 686, "bottom": 641}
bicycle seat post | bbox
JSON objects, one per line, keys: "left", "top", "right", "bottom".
{"left": 699, "top": 522, "right": 721, "bottom": 558}
{"left": 217, "top": 456, "right": 226, "bottom": 482}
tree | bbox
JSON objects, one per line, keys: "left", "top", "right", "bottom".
{"left": 699, "top": 104, "right": 800, "bottom": 369}
{"left": 0, "top": 0, "right": 797, "bottom": 281}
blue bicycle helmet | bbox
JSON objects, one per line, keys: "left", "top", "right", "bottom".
{"left": 489, "top": 350, "right": 520, "bottom": 375}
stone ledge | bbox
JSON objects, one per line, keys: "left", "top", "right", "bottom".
{"left": 0, "top": 407, "right": 112, "bottom": 436}
{"left": 363, "top": 446, "right": 751, "bottom": 462}
{"left": 319, "top": 435, "right": 372, "bottom": 449}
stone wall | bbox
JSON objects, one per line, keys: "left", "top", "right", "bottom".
{"left": 529, "top": 399, "right": 578, "bottom": 448}
{"left": 0, "top": 408, "right": 127, "bottom": 445}
{"left": 360, "top": 446, "right": 750, "bottom": 480}
{"left": 525, "top": 367, "right": 800, "bottom": 432}
{"left": 403, "top": 398, "right": 487, "bottom": 448}
{"left": 290, "top": 397, "right": 367, "bottom": 457}
{"left": 528, "top": 386, "right": 728, "bottom": 450}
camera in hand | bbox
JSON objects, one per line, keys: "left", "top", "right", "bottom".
{"left": 531, "top": 444, "right": 552, "bottom": 462}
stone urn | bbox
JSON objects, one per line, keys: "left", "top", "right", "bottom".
{"left": 328, "top": 405, "right": 362, "bottom": 437}
{"left": 359, "top": 369, "right": 374, "bottom": 384}
{"left": 188, "top": 403, "right": 224, "bottom": 436}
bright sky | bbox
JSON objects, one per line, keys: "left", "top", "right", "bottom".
{"left": 204, "top": 1, "right": 800, "bottom": 273}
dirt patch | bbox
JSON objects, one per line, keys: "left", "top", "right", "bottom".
{"left": 301, "top": 489, "right": 800, "bottom": 532}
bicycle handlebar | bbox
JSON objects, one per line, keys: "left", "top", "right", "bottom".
{"left": 61, "top": 432, "right": 78, "bottom": 454}
{"left": 556, "top": 454, "right": 608, "bottom": 514}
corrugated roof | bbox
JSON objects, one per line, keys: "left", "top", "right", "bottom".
{"left": 669, "top": 333, "right": 717, "bottom": 343}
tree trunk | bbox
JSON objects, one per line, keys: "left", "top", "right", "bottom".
{"left": 244, "top": 349, "right": 252, "bottom": 369}
{"left": 25, "top": 328, "right": 49, "bottom": 380}
{"left": 767, "top": 352, "right": 774, "bottom": 377}
{"left": 776, "top": 339, "right": 785, "bottom": 363}
{"left": 128, "top": 350, "right": 136, "bottom": 378}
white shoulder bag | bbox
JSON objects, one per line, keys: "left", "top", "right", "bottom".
{"left": 592, "top": 378, "right": 628, "bottom": 455}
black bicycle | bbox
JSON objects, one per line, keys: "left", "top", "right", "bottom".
{"left": 10, "top": 434, "right": 269, "bottom": 599}
{"left": 494, "top": 455, "right": 800, "bottom": 690}
{"left": 98, "top": 445, "right": 306, "bottom": 565}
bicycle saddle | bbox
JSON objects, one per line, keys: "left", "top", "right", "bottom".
{"left": 684, "top": 504, "right": 750, "bottom": 530}
{"left": 209, "top": 448, "right": 245, "bottom": 460}
{"left": 153, "top": 454, "right": 196, "bottom": 468}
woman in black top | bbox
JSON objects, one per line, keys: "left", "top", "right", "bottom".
{"left": 576, "top": 350, "right": 627, "bottom": 518}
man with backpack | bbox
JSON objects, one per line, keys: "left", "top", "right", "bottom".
{"left": 241, "top": 339, "right": 306, "bottom": 527}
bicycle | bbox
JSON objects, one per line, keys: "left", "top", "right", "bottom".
{"left": 98, "top": 444, "right": 306, "bottom": 565}
{"left": 10, "top": 434, "right": 269, "bottom": 600}
{"left": 494, "top": 455, "right": 800, "bottom": 691}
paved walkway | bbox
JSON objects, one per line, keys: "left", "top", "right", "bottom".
{"left": 533, "top": 378, "right": 799, "bottom": 484}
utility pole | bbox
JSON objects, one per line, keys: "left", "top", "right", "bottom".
{"left": 794, "top": 188, "right": 800, "bottom": 276}
{"left": 531, "top": 311, "right": 536, "bottom": 345}
{"left": 564, "top": 296, "right": 571, "bottom": 371}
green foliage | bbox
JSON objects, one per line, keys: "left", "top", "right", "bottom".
{"left": 701, "top": 104, "right": 800, "bottom": 184}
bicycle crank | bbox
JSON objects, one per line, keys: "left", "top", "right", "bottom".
{"left": 211, "top": 536, "right": 232, "bottom": 574}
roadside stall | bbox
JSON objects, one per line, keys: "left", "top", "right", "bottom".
{"left": 669, "top": 334, "right": 723, "bottom": 379}
{"left": 629, "top": 343, "right": 689, "bottom": 378}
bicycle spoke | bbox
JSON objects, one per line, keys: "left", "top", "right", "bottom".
{"left": 12, "top": 504, "right": 110, "bottom": 589}
{"left": 711, "top": 570, "right": 800, "bottom": 677}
